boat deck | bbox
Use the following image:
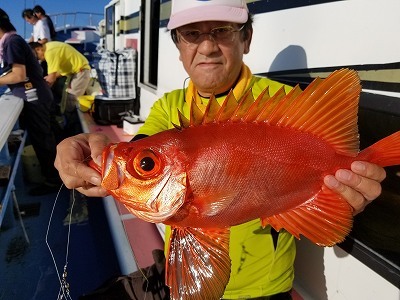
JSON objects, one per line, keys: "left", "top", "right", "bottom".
{"left": 0, "top": 165, "right": 121, "bottom": 299}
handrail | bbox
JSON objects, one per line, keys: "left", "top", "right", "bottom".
{"left": 49, "top": 12, "right": 104, "bottom": 30}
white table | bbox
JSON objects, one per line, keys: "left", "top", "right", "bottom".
{"left": 0, "top": 94, "right": 27, "bottom": 240}
{"left": 0, "top": 94, "right": 23, "bottom": 150}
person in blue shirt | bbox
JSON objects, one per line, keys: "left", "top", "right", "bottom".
{"left": 0, "top": 8, "right": 60, "bottom": 195}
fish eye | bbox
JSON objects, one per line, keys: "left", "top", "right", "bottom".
{"left": 132, "top": 149, "right": 162, "bottom": 178}
{"left": 140, "top": 156, "right": 155, "bottom": 171}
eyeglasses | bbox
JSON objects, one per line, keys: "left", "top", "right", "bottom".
{"left": 177, "top": 25, "right": 245, "bottom": 46}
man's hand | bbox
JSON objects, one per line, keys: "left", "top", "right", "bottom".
{"left": 54, "top": 133, "right": 110, "bottom": 197}
{"left": 324, "top": 161, "right": 386, "bottom": 215}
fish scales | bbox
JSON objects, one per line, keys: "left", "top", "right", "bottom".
{"left": 148, "top": 122, "right": 349, "bottom": 228}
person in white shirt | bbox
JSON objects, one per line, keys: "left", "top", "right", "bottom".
{"left": 22, "top": 8, "right": 51, "bottom": 44}
{"left": 33, "top": 5, "right": 56, "bottom": 41}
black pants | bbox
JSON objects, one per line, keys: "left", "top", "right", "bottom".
{"left": 21, "top": 99, "right": 60, "bottom": 184}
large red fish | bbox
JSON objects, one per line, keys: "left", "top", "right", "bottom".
{"left": 90, "top": 69, "right": 400, "bottom": 300}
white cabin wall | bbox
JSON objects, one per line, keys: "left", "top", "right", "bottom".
{"left": 140, "top": 27, "right": 187, "bottom": 119}
{"left": 114, "top": 0, "right": 140, "bottom": 50}
{"left": 245, "top": 0, "right": 400, "bottom": 73}
{"left": 141, "top": 0, "right": 400, "bottom": 119}
{"left": 294, "top": 239, "right": 399, "bottom": 299}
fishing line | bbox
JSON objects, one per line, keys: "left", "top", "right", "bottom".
{"left": 46, "top": 156, "right": 155, "bottom": 299}
{"left": 45, "top": 184, "right": 74, "bottom": 300}
{"left": 46, "top": 155, "right": 93, "bottom": 299}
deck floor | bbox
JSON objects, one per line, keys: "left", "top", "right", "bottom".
{"left": 0, "top": 163, "right": 121, "bottom": 300}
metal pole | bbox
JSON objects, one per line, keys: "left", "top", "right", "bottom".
{"left": 12, "top": 188, "right": 30, "bottom": 244}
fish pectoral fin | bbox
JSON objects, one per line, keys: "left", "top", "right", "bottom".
{"left": 200, "top": 194, "right": 236, "bottom": 217}
{"left": 263, "top": 186, "right": 353, "bottom": 246}
{"left": 166, "top": 226, "right": 231, "bottom": 300}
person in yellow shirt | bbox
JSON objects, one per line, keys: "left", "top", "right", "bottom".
{"left": 30, "top": 41, "right": 91, "bottom": 113}
{"left": 53, "top": 0, "right": 386, "bottom": 299}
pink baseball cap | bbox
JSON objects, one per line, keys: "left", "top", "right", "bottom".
{"left": 167, "top": 0, "right": 249, "bottom": 30}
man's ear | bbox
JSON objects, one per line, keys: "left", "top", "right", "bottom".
{"left": 244, "top": 28, "right": 253, "bottom": 54}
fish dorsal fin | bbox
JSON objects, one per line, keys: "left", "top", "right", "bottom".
{"left": 253, "top": 69, "right": 361, "bottom": 156}
{"left": 175, "top": 109, "right": 190, "bottom": 129}
{"left": 202, "top": 94, "right": 221, "bottom": 124}
{"left": 262, "top": 186, "right": 353, "bottom": 246}
{"left": 190, "top": 97, "right": 205, "bottom": 126}
{"left": 180, "top": 69, "right": 361, "bottom": 156}
{"left": 255, "top": 86, "right": 292, "bottom": 124}
{"left": 243, "top": 86, "right": 271, "bottom": 122}
{"left": 275, "top": 69, "right": 360, "bottom": 156}
{"left": 217, "top": 90, "right": 240, "bottom": 122}
{"left": 230, "top": 88, "right": 256, "bottom": 122}
{"left": 166, "top": 226, "right": 231, "bottom": 300}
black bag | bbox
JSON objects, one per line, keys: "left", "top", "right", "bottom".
{"left": 79, "top": 249, "right": 169, "bottom": 300}
{"left": 92, "top": 96, "right": 135, "bottom": 126}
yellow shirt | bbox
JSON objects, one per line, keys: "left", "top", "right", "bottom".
{"left": 137, "top": 74, "right": 296, "bottom": 298}
{"left": 44, "top": 41, "right": 90, "bottom": 76}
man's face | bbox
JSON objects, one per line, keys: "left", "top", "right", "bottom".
{"left": 24, "top": 16, "right": 36, "bottom": 25}
{"left": 34, "top": 47, "right": 45, "bottom": 61}
{"left": 176, "top": 21, "right": 252, "bottom": 97}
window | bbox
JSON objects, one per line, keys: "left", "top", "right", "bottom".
{"left": 339, "top": 92, "right": 400, "bottom": 286}
{"left": 105, "top": 5, "right": 115, "bottom": 51}
{"left": 140, "top": 0, "right": 160, "bottom": 89}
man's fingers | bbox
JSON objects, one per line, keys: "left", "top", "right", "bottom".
{"left": 88, "top": 134, "right": 110, "bottom": 165}
{"left": 351, "top": 161, "right": 386, "bottom": 182}
{"left": 75, "top": 186, "right": 109, "bottom": 197}
{"left": 323, "top": 161, "right": 386, "bottom": 215}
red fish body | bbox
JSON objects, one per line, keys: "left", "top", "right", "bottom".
{"left": 108, "top": 122, "right": 351, "bottom": 228}
{"left": 92, "top": 69, "right": 400, "bottom": 300}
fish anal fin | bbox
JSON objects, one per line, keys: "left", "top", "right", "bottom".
{"left": 166, "top": 226, "right": 231, "bottom": 300}
{"left": 264, "top": 186, "right": 353, "bottom": 246}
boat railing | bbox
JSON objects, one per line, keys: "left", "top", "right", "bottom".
{"left": 49, "top": 12, "right": 104, "bottom": 31}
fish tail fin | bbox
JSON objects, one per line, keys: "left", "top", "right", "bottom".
{"left": 359, "top": 131, "right": 400, "bottom": 167}
{"left": 166, "top": 226, "right": 231, "bottom": 300}
{"left": 262, "top": 186, "right": 353, "bottom": 246}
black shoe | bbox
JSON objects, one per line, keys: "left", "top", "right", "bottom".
{"left": 28, "top": 182, "right": 60, "bottom": 196}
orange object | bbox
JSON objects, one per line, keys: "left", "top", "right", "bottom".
{"left": 92, "top": 69, "right": 400, "bottom": 300}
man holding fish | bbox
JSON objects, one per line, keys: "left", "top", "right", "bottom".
{"left": 54, "top": 0, "right": 388, "bottom": 299}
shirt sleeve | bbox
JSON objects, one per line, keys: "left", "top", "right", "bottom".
{"left": 136, "top": 94, "right": 175, "bottom": 136}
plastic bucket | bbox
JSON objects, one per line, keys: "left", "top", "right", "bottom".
{"left": 78, "top": 95, "right": 95, "bottom": 113}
